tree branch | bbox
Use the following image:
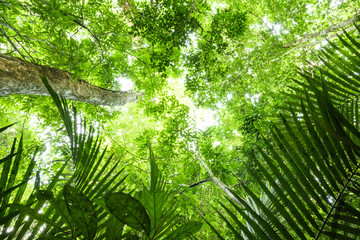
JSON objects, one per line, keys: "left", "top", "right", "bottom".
{"left": 195, "top": 144, "right": 244, "bottom": 206}
{"left": 270, "top": 25, "right": 358, "bottom": 62}
{"left": 173, "top": 0, "right": 197, "bottom": 34}
{"left": 178, "top": 178, "right": 211, "bottom": 194}
{"left": 247, "top": 10, "right": 272, "bottom": 32}
{"left": 283, "top": 12, "right": 360, "bottom": 48}
{"left": 0, "top": 28, "right": 26, "bottom": 60}
{"left": 0, "top": 54, "right": 140, "bottom": 106}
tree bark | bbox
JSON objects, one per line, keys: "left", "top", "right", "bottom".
{"left": 196, "top": 148, "right": 244, "bottom": 206}
{"left": 283, "top": 13, "right": 360, "bottom": 48}
{"left": 0, "top": 54, "right": 139, "bottom": 106}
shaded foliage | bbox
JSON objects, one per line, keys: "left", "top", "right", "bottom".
{"left": 213, "top": 25, "right": 360, "bottom": 239}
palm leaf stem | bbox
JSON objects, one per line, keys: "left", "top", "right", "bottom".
{"left": 315, "top": 162, "right": 360, "bottom": 239}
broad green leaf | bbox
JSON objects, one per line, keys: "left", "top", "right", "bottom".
{"left": 148, "top": 142, "right": 159, "bottom": 193}
{"left": 105, "top": 192, "right": 151, "bottom": 235}
{"left": 35, "top": 190, "right": 54, "bottom": 201}
{"left": 63, "top": 185, "right": 97, "bottom": 240}
{"left": 106, "top": 215, "right": 124, "bottom": 240}
{"left": 164, "top": 221, "right": 202, "bottom": 240}
{"left": 137, "top": 189, "right": 166, "bottom": 234}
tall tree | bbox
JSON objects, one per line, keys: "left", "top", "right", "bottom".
{"left": 1, "top": 0, "right": 360, "bottom": 238}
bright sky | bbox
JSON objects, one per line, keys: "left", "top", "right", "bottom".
{"left": 193, "top": 107, "right": 218, "bottom": 131}
{"left": 167, "top": 77, "right": 218, "bottom": 131}
{"left": 116, "top": 76, "right": 134, "bottom": 91}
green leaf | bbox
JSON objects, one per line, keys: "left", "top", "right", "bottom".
{"left": 48, "top": 198, "right": 73, "bottom": 233}
{"left": 137, "top": 188, "right": 166, "bottom": 234}
{"left": 0, "top": 181, "right": 25, "bottom": 200}
{"left": 0, "top": 210, "right": 20, "bottom": 226}
{"left": 201, "top": 217, "right": 225, "bottom": 240}
{"left": 0, "top": 123, "right": 16, "bottom": 134}
{"left": 37, "top": 236, "right": 72, "bottom": 240}
{"left": 213, "top": 207, "right": 245, "bottom": 240}
{"left": 35, "top": 190, "right": 54, "bottom": 201}
{"left": 105, "top": 192, "right": 151, "bottom": 235}
{"left": 0, "top": 138, "right": 17, "bottom": 197}
{"left": 0, "top": 152, "right": 17, "bottom": 165}
{"left": 164, "top": 221, "right": 202, "bottom": 240}
{"left": 106, "top": 215, "right": 124, "bottom": 240}
{"left": 9, "top": 204, "right": 64, "bottom": 232}
{"left": 121, "top": 232, "right": 139, "bottom": 240}
{"left": 148, "top": 142, "right": 159, "bottom": 192}
{"left": 35, "top": 171, "right": 40, "bottom": 191}
{"left": 63, "top": 185, "right": 97, "bottom": 240}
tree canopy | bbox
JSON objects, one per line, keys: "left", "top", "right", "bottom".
{"left": 1, "top": 0, "right": 360, "bottom": 239}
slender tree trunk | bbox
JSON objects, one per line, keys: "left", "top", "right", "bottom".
{"left": 0, "top": 54, "right": 139, "bottom": 106}
{"left": 283, "top": 13, "right": 360, "bottom": 48}
{"left": 196, "top": 148, "right": 244, "bottom": 206}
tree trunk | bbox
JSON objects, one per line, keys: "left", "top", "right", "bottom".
{"left": 0, "top": 54, "right": 139, "bottom": 106}
{"left": 196, "top": 148, "right": 244, "bottom": 206}
{"left": 283, "top": 13, "right": 360, "bottom": 48}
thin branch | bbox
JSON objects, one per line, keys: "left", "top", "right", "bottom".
{"left": 0, "top": 28, "right": 26, "bottom": 60}
{"left": 173, "top": 0, "right": 197, "bottom": 34}
{"left": 193, "top": 19, "right": 204, "bottom": 36}
{"left": 156, "top": 156, "right": 175, "bottom": 176}
{"left": 195, "top": 142, "right": 244, "bottom": 206}
{"left": 283, "top": 12, "right": 360, "bottom": 48}
{"left": 178, "top": 178, "right": 211, "bottom": 194}
{"left": 73, "top": 19, "right": 101, "bottom": 45}
{"left": 94, "top": 32, "right": 132, "bottom": 37}
{"left": 247, "top": 10, "right": 272, "bottom": 32}
{"left": 104, "top": 129, "right": 146, "bottom": 160}
{"left": 270, "top": 25, "right": 357, "bottom": 62}
{"left": 13, "top": 36, "right": 35, "bottom": 62}
{"left": 230, "top": 181, "right": 247, "bottom": 189}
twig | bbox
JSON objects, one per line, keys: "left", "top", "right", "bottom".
{"left": 73, "top": 19, "right": 101, "bottom": 45}
{"left": 156, "top": 156, "right": 175, "bottom": 175}
{"left": 247, "top": 10, "right": 272, "bottom": 32}
{"left": 103, "top": 128, "right": 146, "bottom": 160}
{"left": 178, "top": 178, "right": 211, "bottom": 194}
{"left": 187, "top": 134, "right": 245, "bottom": 206}
{"left": 173, "top": 0, "right": 197, "bottom": 34}
{"left": 0, "top": 28, "right": 26, "bottom": 60}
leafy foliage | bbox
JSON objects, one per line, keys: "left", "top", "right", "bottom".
{"left": 0, "top": 78, "right": 126, "bottom": 239}
{"left": 0, "top": 78, "right": 201, "bottom": 239}
{"left": 2, "top": 1, "right": 360, "bottom": 239}
{"left": 104, "top": 143, "right": 202, "bottom": 239}
{"left": 215, "top": 25, "right": 360, "bottom": 239}
{"left": 0, "top": 130, "right": 35, "bottom": 238}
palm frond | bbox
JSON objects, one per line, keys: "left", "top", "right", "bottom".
{"left": 2, "top": 77, "right": 127, "bottom": 239}
{"left": 216, "top": 25, "right": 360, "bottom": 239}
{"left": 0, "top": 132, "right": 36, "bottom": 239}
